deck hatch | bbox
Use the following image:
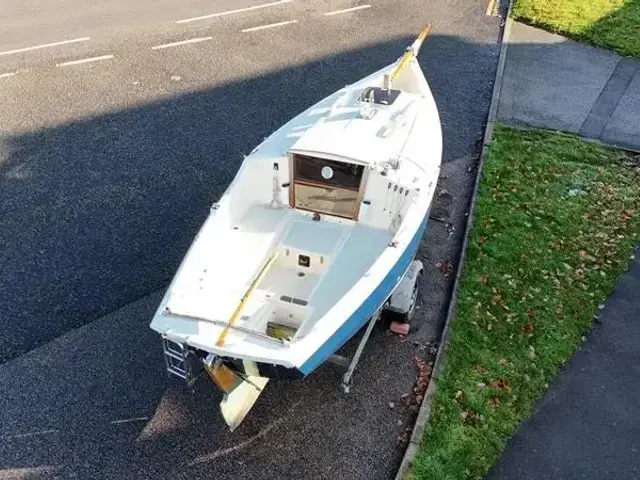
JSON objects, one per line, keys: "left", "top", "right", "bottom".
{"left": 359, "top": 86, "right": 401, "bottom": 105}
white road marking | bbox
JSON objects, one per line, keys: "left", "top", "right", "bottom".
{"left": 241, "top": 19, "right": 297, "bottom": 33}
{"left": 1, "top": 429, "right": 59, "bottom": 440}
{"left": 151, "top": 36, "right": 212, "bottom": 50}
{"left": 110, "top": 416, "right": 149, "bottom": 425}
{"left": 176, "top": 0, "right": 293, "bottom": 24}
{"left": 56, "top": 54, "right": 114, "bottom": 67}
{"left": 0, "top": 37, "right": 90, "bottom": 57}
{"left": 0, "top": 72, "right": 17, "bottom": 78}
{"left": 324, "top": 4, "right": 371, "bottom": 16}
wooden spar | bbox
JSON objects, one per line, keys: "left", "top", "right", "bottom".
{"left": 215, "top": 251, "right": 280, "bottom": 347}
{"left": 389, "top": 25, "right": 432, "bottom": 84}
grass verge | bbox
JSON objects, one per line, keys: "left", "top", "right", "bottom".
{"left": 513, "top": 0, "right": 640, "bottom": 60}
{"left": 412, "top": 125, "right": 640, "bottom": 480}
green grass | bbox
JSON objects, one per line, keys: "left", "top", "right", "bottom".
{"left": 513, "top": 0, "right": 640, "bottom": 60}
{"left": 412, "top": 125, "right": 640, "bottom": 480}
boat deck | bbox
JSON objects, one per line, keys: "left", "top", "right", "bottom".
{"left": 161, "top": 201, "right": 392, "bottom": 346}
{"left": 165, "top": 205, "right": 291, "bottom": 321}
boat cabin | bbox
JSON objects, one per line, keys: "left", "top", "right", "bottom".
{"left": 289, "top": 153, "right": 366, "bottom": 220}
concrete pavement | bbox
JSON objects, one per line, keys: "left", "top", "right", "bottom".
{"left": 498, "top": 21, "right": 640, "bottom": 151}
{"left": 1, "top": 0, "right": 504, "bottom": 477}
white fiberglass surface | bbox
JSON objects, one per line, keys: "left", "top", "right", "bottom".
{"left": 204, "top": 205, "right": 288, "bottom": 287}
{"left": 296, "top": 223, "right": 391, "bottom": 335}
{"left": 165, "top": 204, "right": 290, "bottom": 320}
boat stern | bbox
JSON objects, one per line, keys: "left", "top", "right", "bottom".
{"left": 159, "top": 334, "right": 303, "bottom": 431}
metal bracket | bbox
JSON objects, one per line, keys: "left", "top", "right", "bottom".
{"left": 329, "top": 258, "right": 420, "bottom": 393}
{"left": 161, "top": 337, "right": 205, "bottom": 387}
{"left": 340, "top": 310, "right": 382, "bottom": 393}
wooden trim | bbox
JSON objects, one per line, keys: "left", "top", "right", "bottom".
{"left": 288, "top": 153, "right": 370, "bottom": 221}
{"left": 288, "top": 153, "right": 295, "bottom": 207}
{"left": 293, "top": 178, "right": 360, "bottom": 192}
{"left": 353, "top": 167, "right": 369, "bottom": 221}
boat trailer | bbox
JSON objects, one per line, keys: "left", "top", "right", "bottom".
{"left": 329, "top": 259, "right": 423, "bottom": 392}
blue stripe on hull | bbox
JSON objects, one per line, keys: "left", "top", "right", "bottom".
{"left": 298, "top": 214, "right": 429, "bottom": 375}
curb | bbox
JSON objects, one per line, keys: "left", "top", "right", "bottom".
{"left": 499, "top": 121, "right": 640, "bottom": 155}
{"left": 394, "top": 4, "right": 514, "bottom": 479}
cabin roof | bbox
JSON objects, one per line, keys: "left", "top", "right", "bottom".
{"left": 289, "top": 88, "right": 419, "bottom": 167}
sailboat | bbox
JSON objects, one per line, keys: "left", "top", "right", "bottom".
{"left": 150, "top": 26, "right": 443, "bottom": 430}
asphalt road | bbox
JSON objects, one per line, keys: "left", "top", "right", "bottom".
{"left": 0, "top": 1, "right": 504, "bottom": 478}
{"left": 1, "top": 0, "right": 292, "bottom": 54}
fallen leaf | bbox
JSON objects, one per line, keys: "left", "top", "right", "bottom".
{"left": 436, "top": 260, "right": 454, "bottom": 277}
{"left": 489, "top": 378, "right": 511, "bottom": 392}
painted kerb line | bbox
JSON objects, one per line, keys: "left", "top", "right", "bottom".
{"left": 176, "top": 0, "right": 293, "bottom": 24}
{"left": 242, "top": 20, "right": 297, "bottom": 33}
{"left": 56, "top": 54, "right": 114, "bottom": 67}
{"left": 486, "top": 0, "right": 500, "bottom": 17}
{"left": 0, "top": 37, "right": 90, "bottom": 57}
{"left": 324, "top": 5, "right": 371, "bottom": 16}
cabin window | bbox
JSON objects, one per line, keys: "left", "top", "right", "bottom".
{"left": 291, "top": 154, "right": 365, "bottom": 219}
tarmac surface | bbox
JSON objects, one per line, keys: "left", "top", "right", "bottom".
{"left": 0, "top": 1, "right": 504, "bottom": 477}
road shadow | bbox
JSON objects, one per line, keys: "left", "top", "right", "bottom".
{"left": 0, "top": 33, "right": 496, "bottom": 364}
{"left": 0, "top": 32, "right": 500, "bottom": 479}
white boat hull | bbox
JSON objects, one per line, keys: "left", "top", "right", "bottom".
{"left": 150, "top": 28, "right": 442, "bottom": 428}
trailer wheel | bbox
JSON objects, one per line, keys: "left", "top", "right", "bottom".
{"left": 403, "top": 269, "right": 422, "bottom": 324}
